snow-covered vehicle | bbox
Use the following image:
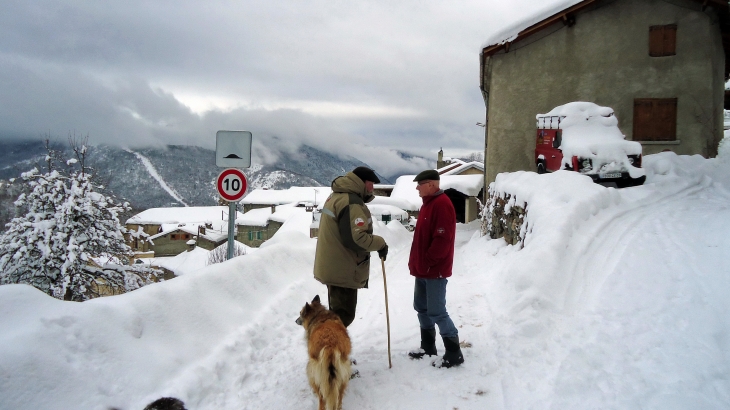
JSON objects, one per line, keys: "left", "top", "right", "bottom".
{"left": 535, "top": 102, "right": 646, "bottom": 188}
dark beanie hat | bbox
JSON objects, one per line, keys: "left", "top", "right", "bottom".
{"left": 413, "top": 169, "right": 440, "bottom": 182}
{"left": 352, "top": 166, "right": 380, "bottom": 183}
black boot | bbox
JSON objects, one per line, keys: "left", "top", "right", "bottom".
{"left": 432, "top": 336, "right": 464, "bottom": 368}
{"left": 408, "top": 328, "right": 437, "bottom": 359}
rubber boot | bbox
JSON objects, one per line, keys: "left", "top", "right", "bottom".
{"left": 433, "top": 336, "right": 464, "bottom": 368}
{"left": 408, "top": 328, "right": 437, "bottom": 359}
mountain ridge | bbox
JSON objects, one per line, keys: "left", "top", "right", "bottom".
{"left": 0, "top": 141, "right": 391, "bottom": 212}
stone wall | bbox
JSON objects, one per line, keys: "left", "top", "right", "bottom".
{"left": 482, "top": 192, "right": 527, "bottom": 247}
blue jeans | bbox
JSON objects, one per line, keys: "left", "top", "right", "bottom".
{"left": 413, "top": 278, "right": 458, "bottom": 338}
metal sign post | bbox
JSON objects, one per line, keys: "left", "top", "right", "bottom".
{"left": 227, "top": 201, "right": 236, "bottom": 260}
{"left": 216, "top": 168, "right": 247, "bottom": 260}
{"left": 215, "top": 131, "right": 252, "bottom": 260}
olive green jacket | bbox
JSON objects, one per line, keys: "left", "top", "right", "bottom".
{"left": 313, "top": 172, "right": 386, "bottom": 289}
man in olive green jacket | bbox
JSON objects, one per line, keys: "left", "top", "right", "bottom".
{"left": 313, "top": 167, "right": 388, "bottom": 327}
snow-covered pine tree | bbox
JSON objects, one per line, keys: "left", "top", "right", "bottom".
{"left": 0, "top": 138, "right": 160, "bottom": 301}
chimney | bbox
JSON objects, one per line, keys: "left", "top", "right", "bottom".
{"left": 437, "top": 148, "right": 445, "bottom": 169}
{"left": 271, "top": 205, "right": 276, "bottom": 213}
{"left": 199, "top": 225, "right": 206, "bottom": 235}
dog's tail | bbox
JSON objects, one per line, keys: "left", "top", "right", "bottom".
{"left": 309, "top": 347, "right": 351, "bottom": 410}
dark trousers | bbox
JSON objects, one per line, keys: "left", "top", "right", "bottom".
{"left": 327, "top": 285, "right": 358, "bottom": 328}
{"left": 413, "top": 278, "right": 458, "bottom": 338}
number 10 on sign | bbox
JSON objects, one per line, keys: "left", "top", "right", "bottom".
{"left": 216, "top": 168, "right": 248, "bottom": 202}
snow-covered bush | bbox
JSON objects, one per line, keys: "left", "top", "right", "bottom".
{"left": 206, "top": 241, "right": 247, "bottom": 266}
{"left": 0, "top": 139, "right": 160, "bottom": 301}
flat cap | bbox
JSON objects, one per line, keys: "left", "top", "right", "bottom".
{"left": 352, "top": 166, "right": 380, "bottom": 183}
{"left": 413, "top": 169, "right": 440, "bottom": 182}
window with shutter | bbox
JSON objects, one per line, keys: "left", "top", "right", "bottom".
{"left": 649, "top": 25, "right": 676, "bottom": 57}
{"left": 633, "top": 98, "right": 677, "bottom": 141}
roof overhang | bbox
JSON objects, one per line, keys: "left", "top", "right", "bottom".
{"left": 480, "top": 0, "right": 730, "bottom": 80}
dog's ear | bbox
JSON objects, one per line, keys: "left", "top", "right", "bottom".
{"left": 312, "top": 295, "right": 320, "bottom": 304}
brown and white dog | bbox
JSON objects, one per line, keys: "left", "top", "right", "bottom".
{"left": 296, "top": 295, "right": 352, "bottom": 410}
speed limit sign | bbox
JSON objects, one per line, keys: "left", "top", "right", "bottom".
{"left": 216, "top": 168, "right": 248, "bottom": 202}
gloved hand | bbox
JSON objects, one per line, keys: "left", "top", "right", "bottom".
{"left": 378, "top": 244, "right": 388, "bottom": 261}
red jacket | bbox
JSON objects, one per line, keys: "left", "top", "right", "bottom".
{"left": 408, "top": 191, "right": 456, "bottom": 279}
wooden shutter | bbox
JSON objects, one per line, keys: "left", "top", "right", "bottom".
{"left": 649, "top": 25, "right": 677, "bottom": 57}
{"left": 633, "top": 98, "right": 677, "bottom": 141}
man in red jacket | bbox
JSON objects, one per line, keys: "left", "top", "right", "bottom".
{"left": 407, "top": 169, "right": 464, "bottom": 368}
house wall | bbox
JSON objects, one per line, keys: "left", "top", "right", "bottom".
{"left": 483, "top": 0, "right": 725, "bottom": 183}
{"left": 457, "top": 168, "right": 484, "bottom": 176}
{"left": 465, "top": 197, "right": 479, "bottom": 223}
{"left": 237, "top": 224, "right": 269, "bottom": 247}
{"left": 125, "top": 223, "right": 160, "bottom": 252}
{"left": 151, "top": 231, "right": 194, "bottom": 256}
{"left": 125, "top": 223, "right": 161, "bottom": 236}
{"left": 196, "top": 237, "right": 224, "bottom": 251}
{"left": 243, "top": 203, "right": 276, "bottom": 213}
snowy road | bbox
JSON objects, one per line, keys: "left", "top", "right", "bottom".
{"left": 155, "top": 160, "right": 730, "bottom": 409}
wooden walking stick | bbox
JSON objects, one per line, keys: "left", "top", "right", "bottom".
{"left": 381, "top": 257, "right": 392, "bottom": 368}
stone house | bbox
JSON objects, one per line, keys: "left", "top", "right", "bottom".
{"left": 236, "top": 204, "right": 311, "bottom": 247}
{"left": 479, "top": 0, "right": 730, "bottom": 184}
{"left": 125, "top": 206, "right": 243, "bottom": 257}
{"left": 147, "top": 225, "right": 228, "bottom": 256}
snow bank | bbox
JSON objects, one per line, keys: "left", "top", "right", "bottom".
{"left": 0, "top": 236, "right": 317, "bottom": 410}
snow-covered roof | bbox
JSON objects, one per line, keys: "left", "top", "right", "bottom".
{"left": 387, "top": 174, "right": 485, "bottom": 211}
{"left": 241, "top": 187, "right": 331, "bottom": 206}
{"left": 236, "top": 203, "right": 310, "bottom": 226}
{"left": 366, "top": 204, "right": 409, "bottom": 219}
{"left": 126, "top": 206, "right": 243, "bottom": 226}
{"left": 148, "top": 225, "right": 228, "bottom": 242}
{"left": 481, "top": 0, "right": 584, "bottom": 51}
{"left": 440, "top": 161, "right": 484, "bottom": 176}
{"left": 236, "top": 207, "right": 272, "bottom": 227}
{"left": 369, "top": 195, "right": 418, "bottom": 212}
{"left": 268, "top": 205, "right": 306, "bottom": 224}
{"left": 436, "top": 158, "right": 466, "bottom": 174}
{"left": 441, "top": 175, "right": 484, "bottom": 196}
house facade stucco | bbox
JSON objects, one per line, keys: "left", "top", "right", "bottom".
{"left": 482, "top": 0, "right": 726, "bottom": 184}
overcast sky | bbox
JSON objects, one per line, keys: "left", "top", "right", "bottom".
{"left": 0, "top": 0, "right": 559, "bottom": 175}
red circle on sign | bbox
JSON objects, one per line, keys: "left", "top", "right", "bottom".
{"left": 216, "top": 168, "right": 248, "bottom": 201}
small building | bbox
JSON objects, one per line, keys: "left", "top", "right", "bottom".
{"left": 236, "top": 203, "right": 313, "bottom": 247}
{"left": 147, "top": 225, "right": 228, "bottom": 256}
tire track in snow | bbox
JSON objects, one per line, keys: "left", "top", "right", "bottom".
{"left": 562, "top": 177, "right": 709, "bottom": 313}
{"left": 126, "top": 149, "right": 188, "bottom": 206}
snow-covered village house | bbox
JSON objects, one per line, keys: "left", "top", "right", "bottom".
{"left": 240, "top": 186, "right": 332, "bottom": 213}
{"left": 237, "top": 203, "right": 319, "bottom": 246}
{"left": 479, "top": 0, "right": 729, "bottom": 184}
{"left": 436, "top": 149, "right": 484, "bottom": 177}
{"left": 371, "top": 172, "right": 484, "bottom": 224}
{"left": 125, "top": 206, "right": 244, "bottom": 258}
